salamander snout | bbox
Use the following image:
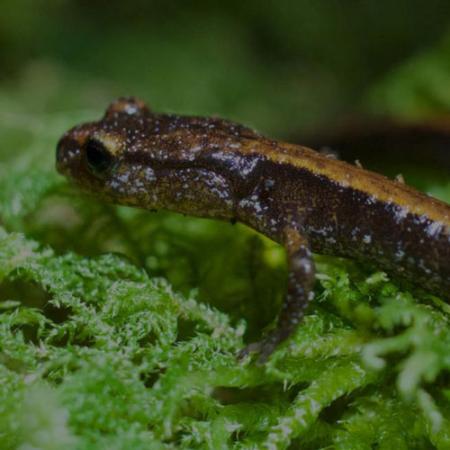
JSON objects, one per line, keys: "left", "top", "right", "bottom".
{"left": 56, "top": 133, "right": 80, "bottom": 176}
{"left": 55, "top": 123, "right": 113, "bottom": 186}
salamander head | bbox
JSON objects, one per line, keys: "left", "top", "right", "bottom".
{"left": 56, "top": 97, "right": 259, "bottom": 218}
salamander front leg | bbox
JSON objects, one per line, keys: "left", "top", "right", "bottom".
{"left": 239, "top": 228, "right": 315, "bottom": 363}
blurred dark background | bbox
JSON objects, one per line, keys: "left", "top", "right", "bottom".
{"left": 1, "top": 0, "right": 450, "bottom": 138}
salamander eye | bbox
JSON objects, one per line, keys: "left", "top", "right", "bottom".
{"left": 85, "top": 138, "right": 114, "bottom": 175}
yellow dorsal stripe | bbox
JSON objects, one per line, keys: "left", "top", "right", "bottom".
{"left": 240, "top": 139, "right": 450, "bottom": 226}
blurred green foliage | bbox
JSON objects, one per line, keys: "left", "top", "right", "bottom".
{"left": 1, "top": 2, "right": 450, "bottom": 449}
{"left": 1, "top": 0, "right": 450, "bottom": 134}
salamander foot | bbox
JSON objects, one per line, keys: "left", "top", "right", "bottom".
{"left": 237, "top": 329, "right": 289, "bottom": 364}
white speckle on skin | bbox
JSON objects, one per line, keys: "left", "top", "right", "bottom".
{"left": 366, "top": 196, "right": 377, "bottom": 206}
{"left": 144, "top": 167, "right": 156, "bottom": 181}
{"left": 350, "top": 227, "right": 360, "bottom": 240}
{"left": 265, "top": 178, "right": 275, "bottom": 189}
{"left": 418, "top": 259, "right": 432, "bottom": 274}
{"left": 426, "top": 221, "right": 443, "bottom": 238}
{"left": 190, "top": 145, "right": 202, "bottom": 153}
{"left": 393, "top": 206, "right": 409, "bottom": 224}
{"left": 308, "top": 225, "right": 334, "bottom": 238}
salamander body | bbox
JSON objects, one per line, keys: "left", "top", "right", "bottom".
{"left": 56, "top": 97, "right": 450, "bottom": 361}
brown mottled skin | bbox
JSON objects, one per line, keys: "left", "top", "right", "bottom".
{"left": 56, "top": 97, "right": 450, "bottom": 362}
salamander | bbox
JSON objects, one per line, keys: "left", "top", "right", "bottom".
{"left": 56, "top": 97, "right": 450, "bottom": 362}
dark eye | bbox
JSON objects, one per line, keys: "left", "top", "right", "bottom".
{"left": 85, "top": 139, "right": 114, "bottom": 175}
